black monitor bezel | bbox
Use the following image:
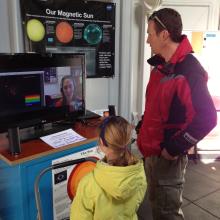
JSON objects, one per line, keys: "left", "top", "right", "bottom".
{"left": 0, "top": 53, "right": 86, "bottom": 132}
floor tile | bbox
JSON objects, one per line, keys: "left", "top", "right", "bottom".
{"left": 194, "top": 189, "right": 220, "bottom": 218}
{"left": 183, "top": 168, "right": 220, "bottom": 201}
{"left": 187, "top": 160, "right": 220, "bottom": 183}
{"left": 137, "top": 194, "right": 190, "bottom": 219}
{"left": 183, "top": 197, "right": 191, "bottom": 207}
{"left": 183, "top": 203, "right": 219, "bottom": 220}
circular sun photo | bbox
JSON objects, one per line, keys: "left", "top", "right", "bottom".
{"left": 26, "top": 19, "right": 45, "bottom": 42}
{"left": 83, "top": 24, "right": 102, "bottom": 45}
{"left": 56, "top": 21, "right": 74, "bottom": 44}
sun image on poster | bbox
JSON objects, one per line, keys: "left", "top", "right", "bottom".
{"left": 26, "top": 18, "right": 45, "bottom": 42}
{"left": 83, "top": 24, "right": 103, "bottom": 45}
{"left": 52, "top": 146, "right": 104, "bottom": 220}
{"left": 55, "top": 21, "right": 74, "bottom": 44}
{"left": 20, "top": 0, "right": 116, "bottom": 78}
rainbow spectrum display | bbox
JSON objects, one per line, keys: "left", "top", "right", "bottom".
{"left": 25, "top": 94, "right": 41, "bottom": 106}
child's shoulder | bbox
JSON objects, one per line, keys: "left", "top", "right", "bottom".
{"left": 78, "top": 170, "right": 102, "bottom": 198}
{"left": 79, "top": 171, "right": 94, "bottom": 186}
{"left": 79, "top": 169, "right": 99, "bottom": 190}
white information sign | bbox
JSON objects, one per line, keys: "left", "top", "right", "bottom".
{"left": 52, "top": 146, "right": 103, "bottom": 220}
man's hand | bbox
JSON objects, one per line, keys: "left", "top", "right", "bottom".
{"left": 161, "top": 148, "right": 178, "bottom": 160}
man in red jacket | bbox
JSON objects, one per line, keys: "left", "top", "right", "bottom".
{"left": 137, "top": 8, "right": 217, "bottom": 220}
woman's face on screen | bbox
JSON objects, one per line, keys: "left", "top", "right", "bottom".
{"left": 62, "top": 78, "right": 74, "bottom": 102}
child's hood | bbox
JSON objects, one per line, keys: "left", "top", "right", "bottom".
{"left": 93, "top": 159, "right": 146, "bottom": 200}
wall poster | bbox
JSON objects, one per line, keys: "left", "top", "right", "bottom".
{"left": 20, "top": 0, "right": 116, "bottom": 78}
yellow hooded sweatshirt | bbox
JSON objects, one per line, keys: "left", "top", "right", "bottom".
{"left": 70, "top": 159, "right": 147, "bottom": 220}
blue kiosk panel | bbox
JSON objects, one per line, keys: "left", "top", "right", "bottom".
{"left": 0, "top": 140, "right": 97, "bottom": 220}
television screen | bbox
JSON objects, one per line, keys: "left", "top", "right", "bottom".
{"left": 0, "top": 53, "right": 85, "bottom": 132}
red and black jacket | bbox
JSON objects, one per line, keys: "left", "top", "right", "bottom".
{"left": 137, "top": 36, "right": 217, "bottom": 157}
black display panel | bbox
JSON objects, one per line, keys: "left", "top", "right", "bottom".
{"left": 0, "top": 53, "right": 85, "bottom": 132}
{"left": 20, "top": 0, "right": 116, "bottom": 78}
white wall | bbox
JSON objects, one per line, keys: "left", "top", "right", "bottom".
{"left": 86, "top": 0, "right": 120, "bottom": 113}
{"left": 162, "top": 0, "right": 219, "bottom": 30}
{"left": 0, "top": 0, "right": 11, "bottom": 52}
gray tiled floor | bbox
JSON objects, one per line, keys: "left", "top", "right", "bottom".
{"left": 137, "top": 160, "right": 220, "bottom": 220}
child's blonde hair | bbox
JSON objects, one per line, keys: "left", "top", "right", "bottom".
{"left": 99, "top": 116, "right": 137, "bottom": 166}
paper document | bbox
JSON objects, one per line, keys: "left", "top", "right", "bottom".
{"left": 40, "top": 129, "right": 86, "bottom": 148}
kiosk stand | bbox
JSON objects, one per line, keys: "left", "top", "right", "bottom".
{"left": 0, "top": 119, "right": 101, "bottom": 220}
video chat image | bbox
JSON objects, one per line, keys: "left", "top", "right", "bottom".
{"left": 0, "top": 62, "right": 84, "bottom": 116}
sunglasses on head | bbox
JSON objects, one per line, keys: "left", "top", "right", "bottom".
{"left": 149, "top": 12, "right": 167, "bottom": 30}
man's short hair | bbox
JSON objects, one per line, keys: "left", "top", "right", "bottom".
{"left": 149, "top": 8, "right": 183, "bottom": 43}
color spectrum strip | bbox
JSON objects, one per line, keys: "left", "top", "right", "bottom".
{"left": 25, "top": 94, "right": 40, "bottom": 104}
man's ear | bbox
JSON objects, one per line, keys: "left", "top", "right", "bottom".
{"left": 162, "top": 29, "right": 170, "bottom": 40}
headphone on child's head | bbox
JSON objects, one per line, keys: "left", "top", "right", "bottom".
{"left": 99, "top": 116, "right": 120, "bottom": 147}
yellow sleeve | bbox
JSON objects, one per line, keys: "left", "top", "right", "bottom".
{"left": 70, "top": 176, "right": 94, "bottom": 220}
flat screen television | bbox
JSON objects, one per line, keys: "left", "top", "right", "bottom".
{"left": 0, "top": 53, "right": 86, "bottom": 133}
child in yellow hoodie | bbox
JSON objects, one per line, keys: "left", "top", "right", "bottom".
{"left": 70, "top": 116, "right": 147, "bottom": 220}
